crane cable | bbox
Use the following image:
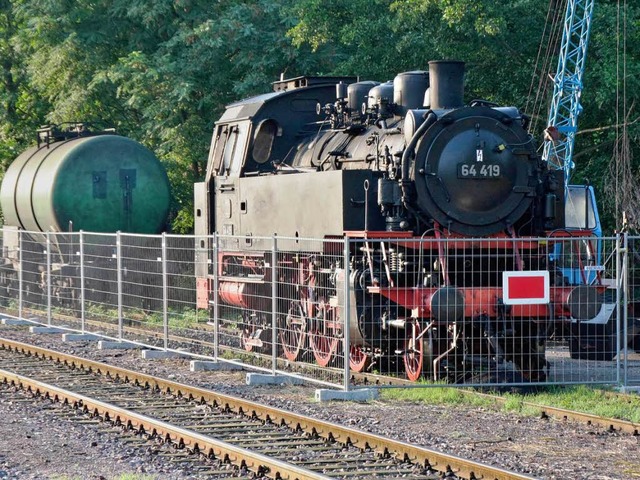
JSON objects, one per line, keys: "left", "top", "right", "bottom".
{"left": 525, "top": 0, "right": 556, "bottom": 124}
{"left": 529, "top": 0, "right": 634, "bottom": 233}
{"left": 615, "top": 0, "right": 621, "bottom": 230}
{"left": 533, "top": 0, "right": 565, "bottom": 137}
{"left": 603, "top": 0, "right": 640, "bottom": 233}
{"left": 525, "top": 0, "right": 567, "bottom": 137}
{"left": 612, "top": 0, "right": 633, "bottom": 232}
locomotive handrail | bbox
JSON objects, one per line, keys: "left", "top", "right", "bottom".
{"left": 400, "top": 111, "right": 437, "bottom": 204}
{"left": 217, "top": 275, "right": 265, "bottom": 284}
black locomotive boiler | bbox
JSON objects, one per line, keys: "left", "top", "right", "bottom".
{"left": 195, "top": 61, "right": 603, "bottom": 382}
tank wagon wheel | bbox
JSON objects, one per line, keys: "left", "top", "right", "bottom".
{"left": 403, "top": 318, "right": 424, "bottom": 381}
{"left": 348, "top": 345, "right": 370, "bottom": 372}
{"left": 239, "top": 327, "right": 257, "bottom": 352}
{"left": 278, "top": 302, "right": 307, "bottom": 362}
{"left": 308, "top": 300, "right": 340, "bottom": 367}
{"left": 239, "top": 311, "right": 269, "bottom": 353}
{"left": 239, "top": 311, "right": 254, "bottom": 352}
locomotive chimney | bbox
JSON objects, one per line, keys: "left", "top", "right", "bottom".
{"left": 428, "top": 60, "right": 465, "bottom": 110}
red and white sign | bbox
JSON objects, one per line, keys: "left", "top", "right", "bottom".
{"left": 502, "top": 270, "right": 550, "bottom": 305}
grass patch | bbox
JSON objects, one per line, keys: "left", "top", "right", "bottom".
{"left": 381, "top": 384, "right": 640, "bottom": 423}
{"left": 381, "top": 383, "right": 493, "bottom": 408}
{"left": 513, "top": 385, "right": 640, "bottom": 423}
{"left": 118, "top": 307, "right": 209, "bottom": 330}
{"left": 85, "top": 302, "right": 118, "bottom": 322}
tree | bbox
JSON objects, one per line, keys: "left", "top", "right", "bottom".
{"left": 0, "top": 0, "right": 48, "bottom": 178}
{"left": 1, "top": 0, "right": 638, "bottom": 233}
{"left": 288, "top": 0, "right": 640, "bottom": 233}
{"left": 288, "top": 0, "right": 551, "bottom": 104}
{"left": 576, "top": 1, "right": 640, "bottom": 232}
{"left": 103, "top": 0, "right": 328, "bottom": 231}
{"left": 5, "top": 0, "right": 327, "bottom": 232}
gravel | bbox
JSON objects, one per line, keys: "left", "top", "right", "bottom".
{"left": 0, "top": 325, "right": 639, "bottom": 480}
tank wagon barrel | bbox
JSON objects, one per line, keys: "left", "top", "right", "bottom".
{"left": 0, "top": 124, "right": 172, "bottom": 315}
{"left": 0, "top": 124, "right": 170, "bottom": 235}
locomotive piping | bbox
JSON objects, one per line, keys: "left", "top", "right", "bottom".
{"left": 400, "top": 111, "right": 437, "bottom": 206}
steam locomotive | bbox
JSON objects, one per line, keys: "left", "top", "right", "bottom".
{"left": 196, "top": 60, "right": 605, "bottom": 382}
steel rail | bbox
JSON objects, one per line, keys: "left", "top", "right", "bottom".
{"left": 5, "top": 317, "right": 636, "bottom": 433}
{"left": 0, "top": 337, "right": 535, "bottom": 480}
{"left": 473, "top": 391, "right": 640, "bottom": 435}
{"left": 0, "top": 368, "right": 331, "bottom": 480}
{"left": 1, "top": 309, "right": 402, "bottom": 386}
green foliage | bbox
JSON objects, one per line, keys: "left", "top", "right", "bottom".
{"left": 0, "top": 0, "right": 638, "bottom": 232}
{"left": 0, "top": 0, "right": 326, "bottom": 232}
{"left": 85, "top": 302, "right": 118, "bottom": 322}
{"left": 288, "top": 0, "right": 547, "bottom": 104}
{"left": 288, "top": 0, "right": 640, "bottom": 232}
{"left": 574, "top": 2, "right": 640, "bottom": 232}
{"left": 506, "top": 385, "right": 640, "bottom": 423}
{"left": 128, "top": 307, "right": 209, "bottom": 330}
{"left": 0, "top": 0, "right": 48, "bottom": 181}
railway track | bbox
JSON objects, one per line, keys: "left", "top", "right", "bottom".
{"left": 0, "top": 336, "right": 534, "bottom": 480}
{"left": 18, "top": 307, "right": 640, "bottom": 395}
{"left": 5, "top": 310, "right": 640, "bottom": 438}
{"left": 3, "top": 308, "right": 399, "bottom": 385}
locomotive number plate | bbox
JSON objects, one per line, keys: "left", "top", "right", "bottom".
{"left": 457, "top": 163, "right": 501, "bottom": 179}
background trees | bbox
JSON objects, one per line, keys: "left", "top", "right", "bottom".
{"left": 0, "top": 0, "right": 637, "bottom": 233}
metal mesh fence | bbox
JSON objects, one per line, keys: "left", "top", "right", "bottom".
{"left": 210, "top": 235, "right": 347, "bottom": 386}
{"left": 274, "top": 236, "right": 347, "bottom": 386}
{"left": 19, "top": 233, "right": 52, "bottom": 321}
{"left": 344, "top": 235, "right": 620, "bottom": 386}
{"left": 0, "top": 228, "right": 20, "bottom": 314}
{"left": 625, "top": 235, "right": 640, "bottom": 386}
{"left": 1, "top": 228, "right": 640, "bottom": 390}
{"left": 117, "top": 233, "right": 163, "bottom": 346}
{"left": 164, "top": 234, "right": 208, "bottom": 352}
{"left": 82, "top": 232, "right": 119, "bottom": 332}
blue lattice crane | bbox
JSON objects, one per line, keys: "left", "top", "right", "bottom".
{"left": 543, "top": 0, "right": 618, "bottom": 362}
{"left": 542, "top": 0, "right": 595, "bottom": 186}
{"left": 543, "top": 0, "right": 602, "bottom": 242}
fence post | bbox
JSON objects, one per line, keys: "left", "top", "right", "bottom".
{"left": 622, "top": 233, "right": 629, "bottom": 388}
{"left": 213, "top": 233, "right": 219, "bottom": 361}
{"left": 162, "top": 232, "right": 168, "bottom": 351}
{"left": 272, "top": 235, "right": 278, "bottom": 374}
{"left": 79, "top": 231, "right": 85, "bottom": 333}
{"left": 18, "top": 230, "right": 23, "bottom": 320}
{"left": 46, "top": 231, "right": 52, "bottom": 326}
{"left": 343, "top": 237, "right": 351, "bottom": 392}
{"left": 615, "top": 234, "right": 621, "bottom": 385}
{"left": 116, "top": 231, "right": 123, "bottom": 340}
